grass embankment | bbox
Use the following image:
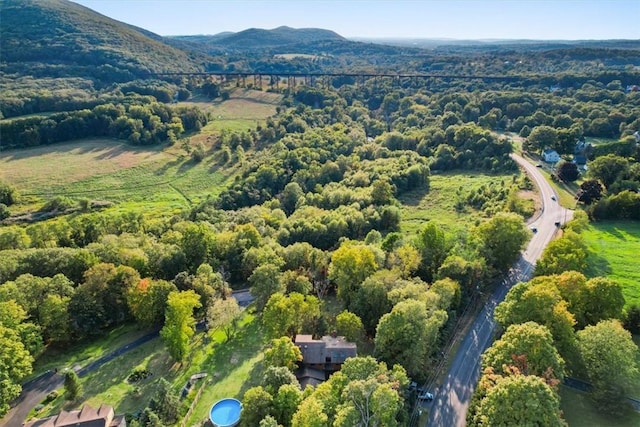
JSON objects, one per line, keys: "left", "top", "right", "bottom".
{"left": 29, "top": 313, "right": 265, "bottom": 425}
{"left": 560, "top": 386, "right": 640, "bottom": 427}
{"left": 31, "top": 324, "right": 151, "bottom": 379}
{"left": 581, "top": 221, "right": 640, "bottom": 308}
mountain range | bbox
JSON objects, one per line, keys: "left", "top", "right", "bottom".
{"left": 1, "top": 0, "right": 638, "bottom": 83}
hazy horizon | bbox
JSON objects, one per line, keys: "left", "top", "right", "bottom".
{"left": 72, "top": 0, "right": 639, "bottom": 41}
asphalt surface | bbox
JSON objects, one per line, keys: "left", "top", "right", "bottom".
{"left": 427, "top": 154, "right": 573, "bottom": 427}
{"left": 0, "top": 331, "right": 158, "bottom": 427}
{"left": 1, "top": 289, "right": 254, "bottom": 427}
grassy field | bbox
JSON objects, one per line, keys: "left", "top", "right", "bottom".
{"left": 0, "top": 89, "right": 281, "bottom": 218}
{"left": 581, "top": 221, "right": 640, "bottom": 307}
{"left": 399, "top": 171, "right": 520, "bottom": 236}
{"left": 28, "top": 313, "right": 265, "bottom": 425}
{"left": 180, "top": 88, "right": 281, "bottom": 133}
{"left": 30, "top": 324, "right": 152, "bottom": 379}
{"left": 560, "top": 386, "right": 640, "bottom": 426}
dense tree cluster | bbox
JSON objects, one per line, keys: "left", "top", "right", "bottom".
{"left": 0, "top": 96, "right": 207, "bottom": 149}
{"left": 1, "top": 46, "right": 638, "bottom": 426}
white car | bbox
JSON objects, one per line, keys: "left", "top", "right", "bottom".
{"left": 417, "top": 391, "right": 434, "bottom": 401}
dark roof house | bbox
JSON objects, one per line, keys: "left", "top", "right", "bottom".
{"left": 295, "top": 334, "right": 357, "bottom": 365}
{"left": 573, "top": 154, "right": 587, "bottom": 166}
{"left": 23, "top": 404, "right": 126, "bottom": 427}
{"left": 294, "top": 334, "right": 358, "bottom": 388}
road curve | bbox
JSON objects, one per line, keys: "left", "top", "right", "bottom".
{"left": 427, "top": 154, "right": 573, "bottom": 427}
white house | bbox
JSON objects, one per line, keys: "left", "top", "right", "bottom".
{"left": 542, "top": 149, "right": 560, "bottom": 163}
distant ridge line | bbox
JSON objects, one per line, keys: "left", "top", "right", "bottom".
{"left": 145, "top": 71, "right": 533, "bottom": 81}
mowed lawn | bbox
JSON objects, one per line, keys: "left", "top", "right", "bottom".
{"left": 582, "top": 221, "right": 640, "bottom": 307}
{"left": 560, "top": 386, "right": 640, "bottom": 427}
{"left": 29, "top": 314, "right": 265, "bottom": 425}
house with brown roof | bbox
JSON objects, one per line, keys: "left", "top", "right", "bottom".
{"left": 294, "top": 334, "right": 357, "bottom": 389}
{"left": 295, "top": 334, "right": 357, "bottom": 370}
{"left": 23, "top": 404, "right": 126, "bottom": 427}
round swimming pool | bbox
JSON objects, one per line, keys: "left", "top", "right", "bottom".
{"left": 209, "top": 398, "right": 242, "bottom": 427}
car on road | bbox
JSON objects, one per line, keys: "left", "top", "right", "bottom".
{"left": 417, "top": 391, "right": 434, "bottom": 401}
{"left": 531, "top": 226, "right": 538, "bottom": 233}
{"left": 535, "top": 163, "right": 542, "bottom": 167}
{"left": 551, "top": 195, "right": 556, "bottom": 201}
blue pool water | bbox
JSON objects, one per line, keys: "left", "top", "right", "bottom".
{"left": 209, "top": 398, "right": 242, "bottom": 427}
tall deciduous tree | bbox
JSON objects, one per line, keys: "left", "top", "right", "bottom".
{"left": 242, "top": 386, "right": 274, "bottom": 427}
{"left": 207, "top": 297, "right": 242, "bottom": 341}
{"left": 329, "top": 241, "right": 378, "bottom": 309}
{"left": 263, "top": 366, "right": 300, "bottom": 395}
{"left": 556, "top": 161, "right": 579, "bottom": 182}
{"left": 335, "top": 310, "right": 364, "bottom": 343}
{"left": 334, "top": 379, "right": 400, "bottom": 427}
{"left": 40, "top": 294, "right": 71, "bottom": 343}
{"left": 495, "top": 282, "right": 576, "bottom": 357}
{"left": 0, "top": 324, "right": 33, "bottom": 417}
{"left": 292, "top": 397, "right": 328, "bottom": 427}
{"left": 262, "top": 292, "right": 320, "bottom": 339}
{"left": 274, "top": 383, "right": 302, "bottom": 427}
{"left": 577, "top": 179, "right": 604, "bottom": 205}
{"left": 264, "top": 337, "right": 303, "bottom": 371}
{"left": 127, "top": 279, "right": 177, "bottom": 328}
{"left": 577, "top": 320, "right": 639, "bottom": 413}
{"left": 588, "top": 154, "right": 629, "bottom": 189}
{"left": 534, "top": 231, "right": 588, "bottom": 276}
{"left": 375, "top": 299, "right": 447, "bottom": 381}
{"left": 350, "top": 271, "right": 395, "bottom": 336}
{"left": 526, "top": 125, "right": 558, "bottom": 152}
{"left": 471, "top": 374, "right": 566, "bottom": 427}
{"left": 180, "top": 222, "right": 215, "bottom": 272}
{"left": 160, "top": 290, "right": 201, "bottom": 361}
{"left": 250, "top": 263, "right": 284, "bottom": 312}
{"left": 476, "top": 212, "right": 528, "bottom": 272}
{"left": 482, "top": 322, "right": 564, "bottom": 381}
{"left": 414, "top": 222, "right": 448, "bottom": 282}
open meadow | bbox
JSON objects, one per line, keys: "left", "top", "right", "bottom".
{"left": 582, "top": 221, "right": 640, "bottom": 308}
{"left": 0, "top": 89, "right": 282, "bottom": 218}
{"left": 399, "top": 171, "right": 534, "bottom": 236}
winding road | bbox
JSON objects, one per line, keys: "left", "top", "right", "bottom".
{"left": 0, "top": 331, "right": 159, "bottom": 427}
{"left": 427, "top": 153, "right": 573, "bottom": 427}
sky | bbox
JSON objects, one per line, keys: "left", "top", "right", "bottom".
{"left": 72, "top": 0, "right": 640, "bottom": 40}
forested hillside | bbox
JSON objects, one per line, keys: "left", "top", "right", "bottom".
{"left": 0, "top": 0, "right": 207, "bottom": 80}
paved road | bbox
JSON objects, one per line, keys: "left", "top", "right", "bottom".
{"left": 0, "top": 331, "right": 158, "bottom": 427}
{"left": 1, "top": 288, "right": 253, "bottom": 427}
{"left": 427, "top": 154, "right": 573, "bottom": 427}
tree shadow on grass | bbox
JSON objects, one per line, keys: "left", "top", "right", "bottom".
{"left": 196, "top": 318, "right": 265, "bottom": 389}
{"left": 154, "top": 156, "right": 183, "bottom": 175}
{"left": 584, "top": 249, "right": 612, "bottom": 278}
{"left": 80, "top": 338, "right": 175, "bottom": 416}
{"left": 397, "top": 186, "right": 431, "bottom": 207}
